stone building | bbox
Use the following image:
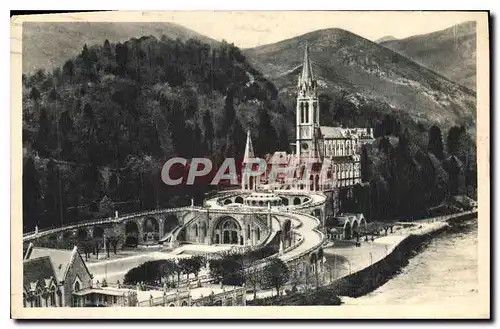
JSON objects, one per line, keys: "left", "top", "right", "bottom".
{"left": 242, "top": 43, "right": 374, "bottom": 192}
{"left": 23, "top": 244, "right": 136, "bottom": 307}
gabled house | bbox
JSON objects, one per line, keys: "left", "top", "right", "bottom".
{"left": 23, "top": 244, "right": 93, "bottom": 307}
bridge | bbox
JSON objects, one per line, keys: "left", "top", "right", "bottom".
{"left": 23, "top": 189, "right": 329, "bottom": 277}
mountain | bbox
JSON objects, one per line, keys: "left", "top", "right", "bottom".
{"left": 22, "top": 22, "right": 219, "bottom": 74}
{"left": 243, "top": 28, "right": 476, "bottom": 135}
{"left": 375, "top": 35, "right": 398, "bottom": 43}
{"left": 380, "top": 21, "right": 476, "bottom": 90}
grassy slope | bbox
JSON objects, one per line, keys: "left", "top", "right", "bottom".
{"left": 380, "top": 21, "right": 476, "bottom": 91}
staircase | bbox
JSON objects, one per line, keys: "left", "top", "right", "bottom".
{"left": 160, "top": 213, "right": 206, "bottom": 244}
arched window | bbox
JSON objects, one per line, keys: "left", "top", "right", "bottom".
{"left": 256, "top": 227, "right": 261, "bottom": 240}
{"left": 305, "top": 103, "right": 309, "bottom": 123}
{"left": 50, "top": 291, "right": 56, "bottom": 306}
{"left": 195, "top": 224, "right": 199, "bottom": 237}
{"left": 74, "top": 281, "right": 80, "bottom": 292}
{"left": 202, "top": 222, "right": 207, "bottom": 237}
{"left": 300, "top": 103, "right": 305, "bottom": 123}
{"left": 247, "top": 224, "right": 251, "bottom": 239}
{"left": 313, "top": 102, "right": 317, "bottom": 122}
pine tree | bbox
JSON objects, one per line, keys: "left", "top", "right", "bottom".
{"left": 44, "top": 160, "right": 63, "bottom": 228}
{"left": 103, "top": 39, "right": 112, "bottom": 57}
{"left": 34, "top": 108, "right": 56, "bottom": 157}
{"left": 202, "top": 110, "right": 214, "bottom": 154}
{"left": 62, "top": 60, "right": 74, "bottom": 84}
{"left": 218, "top": 89, "right": 235, "bottom": 138}
{"left": 23, "top": 157, "right": 41, "bottom": 231}
{"left": 428, "top": 125, "right": 444, "bottom": 159}
{"left": 59, "top": 111, "right": 75, "bottom": 160}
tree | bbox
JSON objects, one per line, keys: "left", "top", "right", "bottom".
{"left": 103, "top": 39, "right": 112, "bottom": 57}
{"left": 34, "top": 108, "right": 56, "bottom": 156}
{"left": 62, "top": 60, "right": 75, "bottom": 83}
{"left": 160, "top": 260, "right": 176, "bottom": 285}
{"left": 30, "top": 86, "right": 40, "bottom": 103}
{"left": 173, "top": 260, "right": 184, "bottom": 284}
{"left": 106, "top": 235, "right": 122, "bottom": 255}
{"left": 202, "top": 110, "right": 214, "bottom": 154}
{"left": 428, "top": 125, "right": 444, "bottom": 159}
{"left": 277, "top": 124, "right": 290, "bottom": 153}
{"left": 81, "top": 44, "right": 92, "bottom": 69}
{"left": 242, "top": 254, "right": 262, "bottom": 300}
{"left": 59, "top": 110, "right": 76, "bottom": 160}
{"left": 98, "top": 195, "right": 114, "bottom": 217}
{"left": 255, "top": 106, "right": 278, "bottom": 156}
{"left": 360, "top": 145, "right": 371, "bottom": 182}
{"left": 446, "top": 125, "right": 468, "bottom": 157}
{"left": 22, "top": 157, "right": 41, "bottom": 231}
{"left": 262, "top": 258, "right": 289, "bottom": 297}
{"left": 105, "top": 237, "right": 110, "bottom": 258}
{"left": 115, "top": 42, "right": 129, "bottom": 75}
{"left": 188, "top": 256, "right": 205, "bottom": 279}
{"left": 44, "top": 160, "right": 63, "bottom": 228}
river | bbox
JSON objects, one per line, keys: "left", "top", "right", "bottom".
{"left": 343, "top": 217, "right": 479, "bottom": 305}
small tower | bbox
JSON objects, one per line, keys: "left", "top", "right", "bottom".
{"left": 242, "top": 130, "right": 257, "bottom": 191}
{"left": 296, "top": 42, "right": 322, "bottom": 162}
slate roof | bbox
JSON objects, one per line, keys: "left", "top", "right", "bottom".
{"left": 27, "top": 247, "right": 76, "bottom": 282}
{"left": 23, "top": 256, "right": 57, "bottom": 290}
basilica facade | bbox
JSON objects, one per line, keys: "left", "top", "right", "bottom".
{"left": 242, "top": 43, "right": 374, "bottom": 192}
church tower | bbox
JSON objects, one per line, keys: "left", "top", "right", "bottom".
{"left": 296, "top": 43, "right": 322, "bottom": 162}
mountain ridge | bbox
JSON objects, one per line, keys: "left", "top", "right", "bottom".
{"left": 243, "top": 27, "right": 476, "bottom": 134}
{"left": 380, "top": 21, "right": 476, "bottom": 90}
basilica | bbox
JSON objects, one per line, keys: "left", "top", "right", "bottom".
{"left": 242, "top": 44, "right": 374, "bottom": 192}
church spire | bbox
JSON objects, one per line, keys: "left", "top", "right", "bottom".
{"left": 243, "top": 129, "right": 254, "bottom": 163}
{"left": 301, "top": 41, "right": 314, "bottom": 83}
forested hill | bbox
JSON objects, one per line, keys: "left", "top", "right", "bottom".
{"left": 22, "top": 36, "right": 291, "bottom": 231}
{"left": 22, "top": 22, "right": 220, "bottom": 74}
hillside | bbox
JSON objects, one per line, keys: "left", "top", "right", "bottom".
{"left": 244, "top": 28, "right": 476, "bottom": 134}
{"left": 22, "top": 35, "right": 291, "bottom": 231}
{"left": 380, "top": 21, "right": 476, "bottom": 90}
{"left": 375, "top": 35, "right": 398, "bottom": 43}
{"left": 22, "top": 22, "right": 219, "bottom": 74}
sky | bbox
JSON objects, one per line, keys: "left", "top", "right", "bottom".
{"left": 15, "top": 11, "right": 478, "bottom": 49}
{"left": 138, "top": 11, "right": 476, "bottom": 48}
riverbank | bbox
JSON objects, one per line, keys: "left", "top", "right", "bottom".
{"left": 324, "top": 210, "right": 478, "bottom": 298}
{"left": 343, "top": 216, "right": 479, "bottom": 306}
{"left": 249, "top": 210, "right": 477, "bottom": 305}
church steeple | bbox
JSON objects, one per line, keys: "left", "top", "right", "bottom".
{"left": 243, "top": 129, "right": 254, "bottom": 163}
{"left": 300, "top": 41, "right": 314, "bottom": 84}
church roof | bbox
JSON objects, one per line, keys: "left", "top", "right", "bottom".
{"left": 27, "top": 246, "right": 79, "bottom": 282}
{"left": 320, "top": 126, "right": 346, "bottom": 139}
{"left": 23, "top": 256, "right": 57, "bottom": 290}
